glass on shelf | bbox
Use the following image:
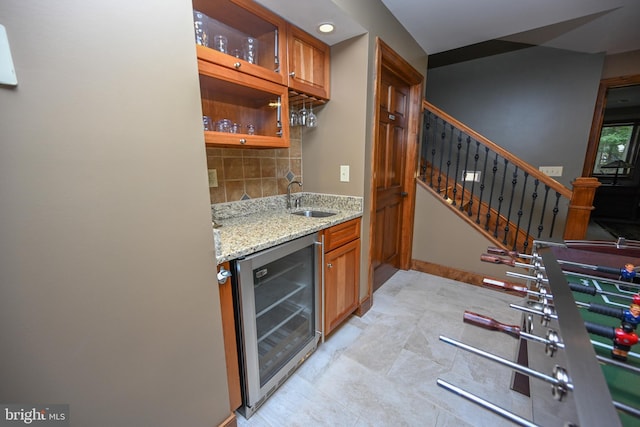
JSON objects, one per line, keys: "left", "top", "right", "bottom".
{"left": 192, "top": 7, "right": 279, "bottom": 72}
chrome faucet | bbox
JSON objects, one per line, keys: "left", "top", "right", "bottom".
{"left": 287, "top": 180, "right": 303, "bottom": 209}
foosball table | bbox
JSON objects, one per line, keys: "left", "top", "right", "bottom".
{"left": 437, "top": 238, "right": 640, "bottom": 427}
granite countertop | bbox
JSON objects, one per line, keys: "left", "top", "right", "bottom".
{"left": 212, "top": 193, "right": 363, "bottom": 264}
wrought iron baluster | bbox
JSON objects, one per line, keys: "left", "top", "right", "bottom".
{"left": 502, "top": 166, "right": 518, "bottom": 244}
{"left": 485, "top": 153, "right": 499, "bottom": 231}
{"left": 549, "top": 191, "right": 561, "bottom": 238}
{"left": 512, "top": 172, "right": 528, "bottom": 252}
{"left": 460, "top": 135, "right": 471, "bottom": 213}
{"left": 429, "top": 116, "right": 439, "bottom": 188}
{"left": 444, "top": 124, "right": 454, "bottom": 200}
{"left": 421, "top": 111, "right": 432, "bottom": 182}
{"left": 537, "top": 185, "right": 551, "bottom": 238}
{"left": 477, "top": 148, "right": 490, "bottom": 225}
{"left": 451, "top": 130, "right": 463, "bottom": 207}
{"left": 493, "top": 158, "right": 509, "bottom": 238}
{"left": 437, "top": 120, "right": 447, "bottom": 193}
{"left": 523, "top": 179, "right": 539, "bottom": 254}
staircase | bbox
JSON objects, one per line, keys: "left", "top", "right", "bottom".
{"left": 419, "top": 101, "right": 600, "bottom": 255}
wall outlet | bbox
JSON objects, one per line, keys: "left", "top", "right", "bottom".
{"left": 539, "top": 166, "right": 563, "bottom": 177}
{"left": 208, "top": 169, "right": 218, "bottom": 187}
{"left": 340, "top": 165, "right": 350, "bottom": 182}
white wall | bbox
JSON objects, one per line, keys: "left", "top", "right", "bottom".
{"left": 0, "top": 1, "right": 230, "bottom": 425}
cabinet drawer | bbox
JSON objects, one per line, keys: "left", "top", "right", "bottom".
{"left": 324, "top": 218, "right": 361, "bottom": 252}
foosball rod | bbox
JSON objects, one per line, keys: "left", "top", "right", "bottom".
{"left": 439, "top": 335, "right": 573, "bottom": 392}
{"left": 482, "top": 254, "right": 640, "bottom": 291}
{"left": 463, "top": 310, "right": 564, "bottom": 353}
{"left": 464, "top": 310, "right": 640, "bottom": 374}
{"left": 512, "top": 304, "right": 640, "bottom": 362}
{"left": 487, "top": 246, "right": 637, "bottom": 276}
{"left": 484, "top": 278, "right": 636, "bottom": 304}
{"left": 436, "top": 378, "right": 541, "bottom": 427}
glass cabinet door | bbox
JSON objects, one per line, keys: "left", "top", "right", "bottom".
{"left": 198, "top": 60, "right": 289, "bottom": 148}
{"left": 192, "top": 0, "right": 288, "bottom": 86}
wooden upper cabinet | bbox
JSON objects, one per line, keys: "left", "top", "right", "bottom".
{"left": 193, "top": 0, "right": 289, "bottom": 148}
{"left": 198, "top": 59, "right": 289, "bottom": 148}
{"left": 193, "top": 0, "right": 288, "bottom": 86}
{"left": 287, "top": 24, "right": 330, "bottom": 101}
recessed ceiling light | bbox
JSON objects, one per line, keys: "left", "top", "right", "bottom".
{"left": 317, "top": 23, "right": 335, "bottom": 34}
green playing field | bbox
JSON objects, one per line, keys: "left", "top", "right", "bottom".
{"left": 565, "top": 273, "right": 640, "bottom": 426}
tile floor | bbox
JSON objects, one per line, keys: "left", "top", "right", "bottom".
{"left": 237, "top": 270, "right": 532, "bottom": 427}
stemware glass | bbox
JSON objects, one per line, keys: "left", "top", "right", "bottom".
{"left": 298, "top": 101, "right": 308, "bottom": 127}
{"left": 289, "top": 108, "right": 299, "bottom": 127}
{"left": 306, "top": 104, "right": 317, "bottom": 128}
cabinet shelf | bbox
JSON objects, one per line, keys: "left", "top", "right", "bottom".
{"left": 198, "top": 59, "right": 289, "bottom": 148}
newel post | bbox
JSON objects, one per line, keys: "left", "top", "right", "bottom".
{"left": 563, "top": 177, "right": 601, "bottom": 240}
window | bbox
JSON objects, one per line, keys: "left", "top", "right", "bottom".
{"left": 592, "top": 121, "right": 639, "bottom": 180}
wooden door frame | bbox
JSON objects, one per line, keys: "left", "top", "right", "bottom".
{"left": 366, "top": 38, "right": 423, "bottom": 303}
{"left": 582, "top": 74, "right": 640, "bottom": 176}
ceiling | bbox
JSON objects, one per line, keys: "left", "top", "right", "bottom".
{"left": 255, "top": 0, "right": 640, "bottom": 56}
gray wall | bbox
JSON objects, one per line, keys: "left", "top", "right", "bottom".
{"left": 425, "top": 46, "right": 605, "bottom": 188}
{"left": 0, "top": 1, "right": 230, "bottom": 426}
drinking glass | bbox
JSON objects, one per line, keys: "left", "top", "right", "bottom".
{"left": 203, "top": 116, "right": 213, "bottom": 131}
{"left": 193, "top": 11, "right": 209, "bottom": 47}
{"left": 289, "top": 109, "right": 300, "bottom": 127}
{"left": 306, "top": 104, "right": 317, "bottom": 128}
{"left": 242, "top": 37, "right": 258, "bottom": 64}
{"left": 214, "top": 35, "right": 228, "bottom": 53}
{"left": 298, "top": 101, "right": 308, "bottom": 127}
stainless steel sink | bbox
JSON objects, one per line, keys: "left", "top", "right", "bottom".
{"left": 291, "top": 209, "right": 336, "bottom": 218}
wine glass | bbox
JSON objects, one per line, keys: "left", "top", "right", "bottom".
{"left": 306, "top": 104, "right": 317, "bottom": 128}
{"left": 298, "top": 101, "right": 308, "bottom": 127}
{"left": 289, "top": 108, "right": 299, "bottom": 127}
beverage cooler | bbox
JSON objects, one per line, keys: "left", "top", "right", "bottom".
{"left": 232, "top": 232, "right": 321, "bottom": 418}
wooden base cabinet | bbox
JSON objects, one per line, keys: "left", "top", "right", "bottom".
{"left": 323, "top": 218, "right": 360, "bottom": 336}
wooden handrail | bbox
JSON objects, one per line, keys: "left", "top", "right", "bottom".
{"left": 423, "top": 100, "right": 572, "bottom": 199}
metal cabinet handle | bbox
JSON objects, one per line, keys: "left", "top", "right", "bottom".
{"left": 289, "top": 71, "right": 295, "bottom": 77}
{"left": 234, "top": 62, "right": 241, "bottom": 69}
{"left": 217, "top": 268, "right": 232, "bottom": 284}
{"left": 327, "top": 263, "right": 333, "bottom": 269}
{"left": 239, "top": 138, "right": 247, "bottom": 144}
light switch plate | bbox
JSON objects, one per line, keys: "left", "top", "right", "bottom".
{"left": 0, "top": 25, "right": 18, "bottom": 86}
{"left": 539, "top": 166, "right": 563, "bottom": 177}
{"left": 340, "top": 165, "right": 350, "bottom": 182}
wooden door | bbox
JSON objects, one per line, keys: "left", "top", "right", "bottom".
{"left": 373, "top": 67, "right": 410, "bottom": 291}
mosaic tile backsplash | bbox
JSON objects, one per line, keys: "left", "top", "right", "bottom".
{"left": 206, "top": 127, "right": 303, "bottom": 203}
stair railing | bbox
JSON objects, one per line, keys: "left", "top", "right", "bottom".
{"left": 420, "top": 101, "right": 600, "bottom": 254}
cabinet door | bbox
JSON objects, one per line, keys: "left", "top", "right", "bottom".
{"left": 193, "top": 0, "right": 288, "bottom": 86}
{"left": 287, "top": 25, "right": 330, "bottom": 100}
{"left": 198, "top": 60, "right": 289, "bottom": 148}
{"left": 324, "top": 238, "right": 360, "bottom": 336}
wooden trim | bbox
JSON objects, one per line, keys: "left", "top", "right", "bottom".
{"left": 411, "top": 259, "right": 524, "bottom": 297}
{"left": 356, "top": 293, "right": 372, "bottom": 316}
{"left": 423, "top": 100, "right": 572, "bottom": 199}
{"left": 216, "top": 412, "right": 237, "bottom": 427}
{"left": 217, "top": 262, "right": 242, "bottom": 412}
{"left": 582, "top": 74, "right": 640, "bottom": 177}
